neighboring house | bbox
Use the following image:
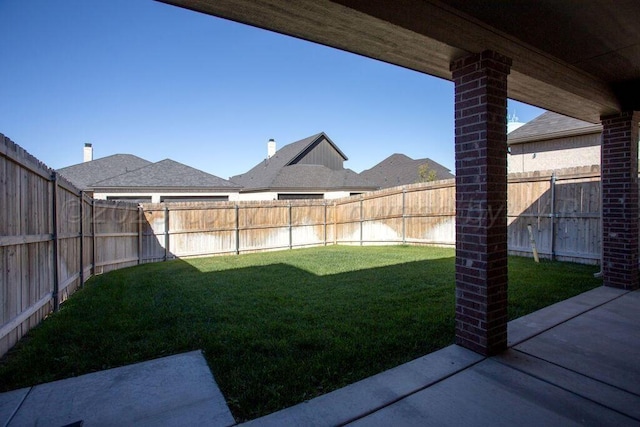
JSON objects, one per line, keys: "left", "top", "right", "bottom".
{"left": 231, "top": 132, "right": 378, "bottom": 200}
{"left": 58, "top": 144, "right": 241, "bottom": 202}
{"left": 359, "top": 153, "right": 453, "bottom": 189}
{"left": 507, "top": 111, "right": 602, "bottom": 173}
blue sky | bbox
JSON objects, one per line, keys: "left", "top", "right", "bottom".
{"left": 0, "top": 0, "right": 544, "bottom": 180}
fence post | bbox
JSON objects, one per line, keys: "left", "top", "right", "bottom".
{"left": 138, "top": 206, "right": 143, "bottom": 265}
{"left": 550, "top": 172, "right": 557, "bottom": 261}
{"left": 323, "top": 202, "right": 327, "bottom": 246}
{"left": 235, "top": 204, "right": 240, "bottom": 255}
{"left": 402, "top": 188, "right": 407, "bottom": 245}
{"left": 333, "top": 202, "right": 338, "bottom": 245}
{"left": 288, "top": 203, "right": 293, "bottom": 250}
{"left": 92, "top": 199, "right": 97, "bottom": 275}
{"left": 164, "top": 205, "right": 170, "bottom": 261}
{"left": 79, "top": 191, "right": 84, "bottom": 288}
{"left": 51, "top": 172, "right": 60, "bottom": 312}
{"left": 359, "top": 197, "right": 364, "bottom": 246}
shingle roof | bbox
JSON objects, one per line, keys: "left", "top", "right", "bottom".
{"left": 58, "top": 154, "right": 152, "bottom": 190}
{"left": 359, "top": 153, "right": 454, "bottom": 189}
{"left": 231, "top": 132, "right": 375, "bottom": 191}
{"left": 270, "top": 164, "right": 376, "bottom": 190}
{"left": 508, "top": 111, "right": 601, "bottom": 144}
{"left": 93, "top": 159, "right": 241, "bottom": 189}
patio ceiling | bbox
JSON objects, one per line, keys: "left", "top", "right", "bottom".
{"left": 158, "top": 0, "right": 640, "bottom": 124}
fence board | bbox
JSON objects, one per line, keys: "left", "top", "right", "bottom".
{"left": 0, "top": 135, "right": 141, "bottom": 356}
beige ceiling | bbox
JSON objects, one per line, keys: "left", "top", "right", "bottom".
{"left": 158, "top": 0, "right": 640, "bottom": 124}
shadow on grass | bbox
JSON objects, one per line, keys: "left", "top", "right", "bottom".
{"left": 0, "top": 247, "right": 601, "bottom": 421}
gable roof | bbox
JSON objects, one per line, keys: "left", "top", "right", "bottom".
{"left": 93, "top": 159, "right": 241, "bottom": 190}
{"left": 508, "top": 111, "right": 602, "bottom": 145}
{"left": 231, "top": 132, "right": 375, "bottom": 191}
{"left": 359, "top": 153, "right": 454, "bottom": 189}
{"left": 58, "top": 154, "right": 152, "bottom": 190}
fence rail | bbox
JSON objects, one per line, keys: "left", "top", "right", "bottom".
{"left": 1, "top": 132, "right": 606, "bottom": 357}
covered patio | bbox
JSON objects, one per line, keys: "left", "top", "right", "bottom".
{"left": 158, "top": 0, "right": 640, "bottom": 356}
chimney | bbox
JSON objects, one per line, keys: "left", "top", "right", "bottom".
{"left": 267, "top": 138, "right": 276, "bottom": 158}
{"left": 83, "top": 143, "right": 93, "bottom": 162}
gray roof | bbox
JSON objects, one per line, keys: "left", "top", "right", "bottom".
{"left": 231, "top": 132, "right": 376, "bottom": 191}
{"left": 508, "top": 111, "right": 602, "bottom": 145}
{"left": 58, "top": 154, "right": 152, "bottom": 190}
{"left": 93, "top": 159, "right": 241, "bottom": 190}
{"left": 359, "top": 154, "right": 454, "bottom": 189}
{"left": 270, "top": 165, "right": 375, "bottom": 190}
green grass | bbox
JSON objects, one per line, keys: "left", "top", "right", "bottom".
{"left": 0, "top": 246, "right": 601, "bottom": 421}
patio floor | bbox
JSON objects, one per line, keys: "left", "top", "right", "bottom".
{"left": 1, "top": 286, "right": 638, "bottom": 426}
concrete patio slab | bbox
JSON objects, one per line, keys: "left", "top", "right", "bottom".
{"left": 507, "top": 286, "right": 627, "bottom": 346}
{"left": 494, "top": 350, "right": 640, "bottom": 420}
{"left": 241, "top": 345, "right": 483, "bottom": 426}
{"left": 347, "top": 358, "right": 637, "bottom": 426}
{"left": 0, "top": 388, "right": 29, "bottom": 424}
{"left": 515, "top": 289, "right": 640, "bottom": 396}
{"left": 2, "top": 350, "right": 235, "bottom": 427}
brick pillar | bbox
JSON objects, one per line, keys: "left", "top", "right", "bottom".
{"left": 601, "top": 111, "right": 640, "bottom": 290}
{"left": 450, "top": 51, "right": 511, "bottom": 356}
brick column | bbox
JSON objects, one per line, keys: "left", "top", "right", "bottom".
{"left": 450, "top": 51, "right": 511, "bottom": 356}
{"left": 601, "top": 111, "right": 640, "bottom": 290}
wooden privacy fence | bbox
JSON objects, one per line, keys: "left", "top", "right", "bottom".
{"left": 507, "top": 167, "right": 601, "bottom": 263}
{"left": 0, "top": 132, "right": 605, "bottom": 358}
{"left": 139, "top": 166, "right": 601, "bottom": 264}
{"left": 0, "top": 134, "right": 140, "bottom": 356}
{"left": 140, "top": 200, "right": 331, "bottom": 261}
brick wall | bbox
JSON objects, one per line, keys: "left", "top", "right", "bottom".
{"left": 601, "top": 112, "right": 640, "bottom": 290}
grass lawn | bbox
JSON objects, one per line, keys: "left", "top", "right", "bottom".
{"left": 0, "top": 245, "right": 601, "bottom": 421}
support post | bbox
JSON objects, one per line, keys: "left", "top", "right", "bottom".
{"left": 600, "top": 111, "right": 640, "bottom": 290}
{"left": 235, "top": 204, "right": 240, "bottom": 255}
{"left": 402, "top": 188, "right": 407, "bottom": 245}
{"left": 137, "top": 206, "right": 143, "bottom": 265}
{"left": 288, "top": 203, "right": 293, "bottom": 250}
{"left": 333, "top": 202, "right": 337, "bottom": 245}
{"left": 92, "top": 200, "right": 97, "bottom": 275}
{"left": 52, "top": 172, "right": 60, "bottom": 312}
{"left": 323, "top": 202, "right": 328, "bottom": 246}
{"left": 163, "top": 205, "right": 170, "bottom": 261}
{"left": 550, "top": 172, "right": 556, "bottom": 261}
{"left": 79, "top": 191, "right": 84, "bottom": 287}
{"left": 359, "top": 197, "right": 364, "bottom": 246}
{"left": 450, "top": 50, "right": 512, "bottom": 356}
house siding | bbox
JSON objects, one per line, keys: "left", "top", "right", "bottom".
{"left": 95, "top": 191, "right": 240, "bottom": 203}
{"left": 293, "top": 137, "right": 345, "bottom": 170}
{"left": 508, "top": 132, "right": 601, "bottom": 173}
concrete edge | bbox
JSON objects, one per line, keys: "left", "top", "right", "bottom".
{"left": 507, "top": 286, "right": 628, "bottom": 347}
{"left": 0, "top": 387, "right": 30, "bottom": 427}
{"left": 240, "top": 345, "right": 483, "bottom": 427}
